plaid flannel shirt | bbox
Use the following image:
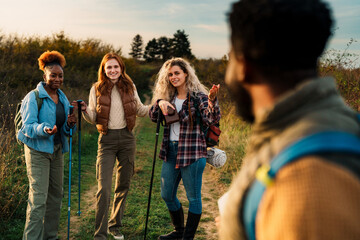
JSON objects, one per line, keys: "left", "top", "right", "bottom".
{"left": 149, "top": 91, "right": 221, "bottom": 168}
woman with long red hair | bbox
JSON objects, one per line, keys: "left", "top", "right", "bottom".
{"left": 80, "top": 52, "right": 149, "bottom": 240}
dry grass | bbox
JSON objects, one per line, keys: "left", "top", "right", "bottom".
{"left": 0, "top": 123, "right": 28, "bottom": 222}
{"left": 211, "top": 106, "right": 251, "bottom": 184}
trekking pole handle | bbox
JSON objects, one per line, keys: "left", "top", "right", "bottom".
{"left": 156, "top": 110, "right": 162, "bottom": 134}
{"left": 77, "top": 100, "right": 83, "bottom": 131}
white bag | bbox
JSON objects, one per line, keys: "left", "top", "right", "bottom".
{"left": 206, "top": 147, "right": 227, "bottom": 168}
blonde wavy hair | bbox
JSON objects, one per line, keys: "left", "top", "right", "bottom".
{"left": 151, "top": 58, "right": 208, "bottom": 104}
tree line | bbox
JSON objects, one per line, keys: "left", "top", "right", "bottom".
{"left": 0, "top": 30, "right": 229, "bottom": 133}
{"left": 129, "top": 29, "right": 194, "bottom": 62}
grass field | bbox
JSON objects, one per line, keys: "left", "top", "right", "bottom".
{"left": 57, "top": 113, "right": 247, "bottom": 240}
{"left": 57, "top": 117, "right": 181, "bottom": 239}
{"left": 53, "top": 117, "right": 167, "bottom": 239}
{"left": 1, "top": 109, "right": 248, "bottom": 240}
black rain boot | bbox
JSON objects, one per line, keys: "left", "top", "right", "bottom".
{"left": 158, "top": 206, "right": 184, "bottom": 240}
{"left": 182, "top": 211, "right": 201, "bottom": 240}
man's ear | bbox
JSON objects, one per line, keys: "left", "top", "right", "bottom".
{"left": 234, "top": 55, "right": 247, "bottom": 83}
{"left": 43, "top": 74, "right": 46, "bottom": 82}
{"left": 225, "top": 52, "right": 248, "bottom": 85}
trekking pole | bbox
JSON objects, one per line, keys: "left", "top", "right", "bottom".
{"left": 77, "top": 100, "right": 83, "bottom": 216}
{"left": 67, "top": 105, "right": 74, "bottom": 240}
{"left": 144, "top": 111, "right": 162, "bottom": 240}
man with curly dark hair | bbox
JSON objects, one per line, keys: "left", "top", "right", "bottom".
{"left": 218, "top": 0, "right": 360, "bottom": 239}
{"left": 18, "top": 50, "right": 77, "bottom": 240}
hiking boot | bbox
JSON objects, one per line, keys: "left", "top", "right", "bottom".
{"left": 158, "top": 206, "right": 184, "bottom": 240}
{"left": 182, "top": 211, "right": 201, "bottom": 240}
{"left": 108, "top": 228, "right": 124, "bottom": 240}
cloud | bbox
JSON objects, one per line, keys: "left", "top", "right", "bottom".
{"left": 193, "top": 24, "right": 226, "bottom": 33}
{"left": 163, "top": 3, "right": 186, "bottom": 15}
{"left": 335, "top": 6, "right": 360, "bottom": 18}
{"left": 330, "top": 38, "right": 356, "bottom": 45}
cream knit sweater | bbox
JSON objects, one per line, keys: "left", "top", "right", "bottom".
{"left": 83, "top": 85, "right": 149, "bottom": 129}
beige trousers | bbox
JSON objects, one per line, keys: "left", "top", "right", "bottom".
{"left": 22, "top": 144, "right": 64, "bottom": 240}
{"left": 94, "top": 128, "right": 135, "bottom": 240}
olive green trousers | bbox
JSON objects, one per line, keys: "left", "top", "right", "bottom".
{"left": 22, "top": 144, "right": 64, "bottom": 240}
{"left": 94, "top": 128, "right": 135, "bottom": 240}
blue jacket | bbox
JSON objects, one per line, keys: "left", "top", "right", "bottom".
{"left": 17, "top": 82, "right": 75, "bottom": 154}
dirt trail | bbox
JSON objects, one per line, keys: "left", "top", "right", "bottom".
{"left": 61, "top": 107, "right": 229, "bottom": 239}
{"left": 60, "top": 181, "right": 97, "bottom": 239}
{"left": 63, "top": 166, "right": 227, "bottom": 240}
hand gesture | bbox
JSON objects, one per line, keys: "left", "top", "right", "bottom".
{"left": 45, "top": 125, "right": 58, "bottom": 135}
{"left": 71, "top": 100, "right": 88, "bottom": 112}
{"left": 209, "top": 84, "right": 220, "bottom": 101}
{"left": 215, "top": 216, "right": 221, "bottom": 231}
{"left": 158, "top": 100, "right": 175, "bottom": 116}
{"left": 67, "top": 111, "right": 77, "bottom": 127}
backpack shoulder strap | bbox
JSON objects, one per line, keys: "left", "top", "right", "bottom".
{"left": 192, "top": 93, "right": 204, "bottom": 130}
{"left": 33, "top": 89, "right": 43, "bottom": 111}
{"left": 243, "top": 130, "right": 360, "bottom": 240}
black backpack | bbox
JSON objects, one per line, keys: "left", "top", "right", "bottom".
{"left": 14, "top": 89, "right": 44, "bottom": 144}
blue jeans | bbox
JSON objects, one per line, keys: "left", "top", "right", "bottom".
{"left": 160, "top": 141, "right": 206, "bottom": 214}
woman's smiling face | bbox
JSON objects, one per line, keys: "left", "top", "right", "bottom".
{"left": 104, "top": 58, "right": 121, "bottom": 81}
{"left": 168, "top": 65, "right": 187, "bottom": 89}
{"left": 43, "top": 65, "right": 64, "bottom": 90}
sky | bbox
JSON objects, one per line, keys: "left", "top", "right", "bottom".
{"left": 0, "top": 0, "right": 359, "bottom": 62}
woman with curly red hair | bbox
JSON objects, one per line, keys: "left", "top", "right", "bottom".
{"left": 79, "top": 52, "right": 149, "bottom": 240}
{"left": 17, "top": 50, "right": 76, "bottom": 240}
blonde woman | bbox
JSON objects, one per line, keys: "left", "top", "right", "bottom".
{"left": 149, "top": 58, "right": 221, "bottom": 240}
{"left": 80, "top": 53, "right": 149, "bottom": 240}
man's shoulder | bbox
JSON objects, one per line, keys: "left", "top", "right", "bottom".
{"left": 257, "top": 156, "right": 360, "bottom": 239}
{"left": 277, "top": 156, "right": 359, "bottom": 182}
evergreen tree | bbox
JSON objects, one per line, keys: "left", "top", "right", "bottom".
{"left": 143, "top": 38, "right": 159, "bottom": 62}
{"left": 170, "top": 30, "right": 194, "bottom": 59}
{"left": 157, "top": 36, "right": 171, "bottom": 61}
{"left": 129, "top": 34, "right": 143, "bottom": 60}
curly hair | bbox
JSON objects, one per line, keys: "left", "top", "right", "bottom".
{"left": 229, "top": 0, "right": 333, "bottom": 72}
{"left": 38, "top": 50, "right": 66, "bottom": 71}
{"left": 151, "top": 58, "right": 208, "bottom": 104}
{"left": 96, "top": 53, "right": 134, "bottom": 95}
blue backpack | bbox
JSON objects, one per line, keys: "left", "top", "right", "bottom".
{"left": 243, "top": 128, "right": 360, "bottom": 240}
